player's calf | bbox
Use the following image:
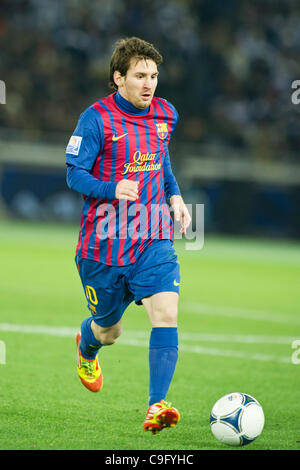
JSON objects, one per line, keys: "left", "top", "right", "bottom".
{"left": 91, "top": 319, "right": 122, "bottom": 345}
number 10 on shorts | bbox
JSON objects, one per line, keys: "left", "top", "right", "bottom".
{"left": 85, "top": 285, "right": 98, "bottom": 305}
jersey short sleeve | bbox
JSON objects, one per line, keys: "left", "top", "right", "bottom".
{"left": 65, "top": 107, "right": 104, "bottom": 171}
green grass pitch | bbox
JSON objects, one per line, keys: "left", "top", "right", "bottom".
{"left": 0, "top": 219, "right": 299, "bottom": 450}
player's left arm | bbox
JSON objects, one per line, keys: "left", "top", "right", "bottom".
{"left": 170, "top": 194, "right": 191, "bottom": 235}
{"left": 163, "top": 149, "right": 191, "bottom": 235}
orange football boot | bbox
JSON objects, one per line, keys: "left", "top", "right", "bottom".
{"left": 144, "top": 400, "right": 180, "bottom": 434}
{"left": 76, "top": 332, "right": 103, "bottom": 392}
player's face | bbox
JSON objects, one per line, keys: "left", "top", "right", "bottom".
{"left": 116, "top": 58, "right": 158, "bottom": 109}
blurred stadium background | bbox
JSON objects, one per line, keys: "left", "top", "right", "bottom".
{"left": 1, "top": 0, "right": 300, "bottom": 238}
{"left": 1, "top": 0, "right": 300, "bottom": 451}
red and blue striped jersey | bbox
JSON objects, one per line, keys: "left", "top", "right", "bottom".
{"left": 66, "top": 92, "right": 180, "bottom": 266}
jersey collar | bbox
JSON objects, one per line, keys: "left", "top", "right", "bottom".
{"left": 113, "top": 91, "right": 150, "bottom": 116}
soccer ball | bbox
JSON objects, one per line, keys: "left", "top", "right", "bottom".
{"left": 210, "top": 392, "right": 265, "bottom": 446}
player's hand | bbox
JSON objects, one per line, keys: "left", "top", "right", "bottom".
{"left": 115, "top": 179, "right": 139, "bottom": 201}
{"left": 170, "top": 195, "right": 191, "bottom": 235}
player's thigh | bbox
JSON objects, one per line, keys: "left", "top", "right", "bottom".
{"left": 75, "top": 256, "right": 133, "bottom": 330}
{"left": 142, "top": 291, "right": 179, "bottom": 327}
{"left": 128, "top": 240, "right": 181, "bottom": 308}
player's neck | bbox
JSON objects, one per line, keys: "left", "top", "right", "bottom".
{"left": 114, "top": 91, "right": 150, "bottom": 115}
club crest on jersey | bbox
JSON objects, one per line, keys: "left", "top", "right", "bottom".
{"left": 156, "top": 122, "right": 168, "bottom": 140}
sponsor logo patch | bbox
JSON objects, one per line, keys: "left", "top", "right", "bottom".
{"left": 66, "top": 135, "right": 82, "bottom": 156}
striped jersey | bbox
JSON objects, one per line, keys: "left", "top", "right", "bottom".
{"left": 66, "top": 92, "right": 180, "bottom": 266}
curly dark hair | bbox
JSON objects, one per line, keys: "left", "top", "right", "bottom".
{"left": 109, "top": 37, "right": 163, "bottom": 90}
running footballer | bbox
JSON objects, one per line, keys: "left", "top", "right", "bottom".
{"left": 66, "top": 37, "right": 191, "bottom": 434}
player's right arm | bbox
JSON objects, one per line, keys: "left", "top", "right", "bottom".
{"left": 65, "top": 107, "right": 138, "bottom": 201}
{"left": 67, "top": 166, "right": 138, "bottom": 201}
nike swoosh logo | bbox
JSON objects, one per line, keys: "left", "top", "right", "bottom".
{"left": 173, "top": 280, "right": 180, "bottom": 286}
{"left": 112, "top": 133, "right": 128, "bottom": 142}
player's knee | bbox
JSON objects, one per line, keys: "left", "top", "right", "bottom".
{"left": 152, "top": 305, "right": 178, "bottom": 327}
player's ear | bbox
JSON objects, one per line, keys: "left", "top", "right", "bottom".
{"left": 113, "top": 70, "right": 124, "bottom": 89}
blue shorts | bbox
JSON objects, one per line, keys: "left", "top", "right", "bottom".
{"left": 75, "top": 240, "right": 180, "bottom": 327}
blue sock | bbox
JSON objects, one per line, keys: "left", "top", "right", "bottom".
{"left": 79, "top": 317, "right": 103, "bottom": 359}
{"left": 148, "top": 327, "right": 178, "bottom": 406}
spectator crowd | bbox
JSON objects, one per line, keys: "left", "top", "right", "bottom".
{"left": 1, "top": 0, "right": 300, "bottom": 162}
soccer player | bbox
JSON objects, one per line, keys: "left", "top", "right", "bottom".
{"left": 66, "top": 37, "right": 191, "bottom": 434}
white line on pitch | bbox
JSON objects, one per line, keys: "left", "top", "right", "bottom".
{"left": 0, "top": 323, "right": 297, "bottom": 344}
{"left": 120, "top": 338, "right": 291, "bottom": 364}
{"left": 125, "top": 330, "right": 298, "bottom": 345}
{"left": 181, "top": 302, "right": 300, "bottom": 325}
{"left": 0, "top": 323, "right": 293, "bottom": 364}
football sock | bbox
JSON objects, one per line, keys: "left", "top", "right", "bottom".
{"left": 148, "top": 327, "right": 178, "bottom": 406}
{"left": 79, "top": 316, "right": 103, "bottom": 359}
